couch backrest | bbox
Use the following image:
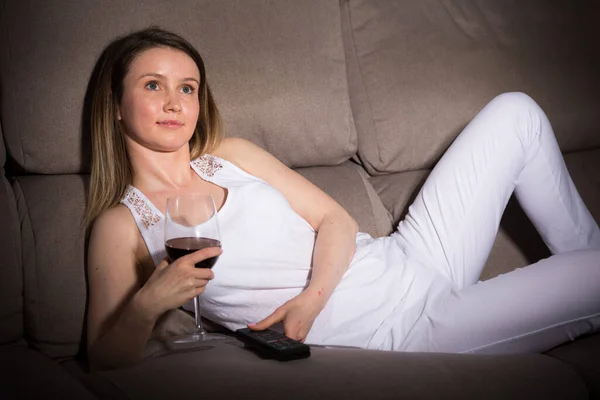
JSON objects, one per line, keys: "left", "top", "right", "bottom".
{"left": 0, "top": 127, "right": 23, "bottom": 345}
{"left": 0, "top": 0, "right": 355, "bottom": 174}
{"left": 0, "top": 0, "right": 377, "bottom": 359}
{"left": 342, "top": 0, "right": 600, "bottom": 174}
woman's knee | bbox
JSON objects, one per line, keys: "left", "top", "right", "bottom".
{"left": 489, "top": 92, "right": 541, "bottom": 113}
{"left": 482, "top": 91, "right": 550, "bottom": 145}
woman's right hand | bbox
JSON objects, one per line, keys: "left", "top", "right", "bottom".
{"left": 136, "top": 247, "right": 222, "bottom": 320}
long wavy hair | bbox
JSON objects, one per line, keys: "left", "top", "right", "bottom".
{"left": 84, "top": 27, "right": 222, "bottom": 227}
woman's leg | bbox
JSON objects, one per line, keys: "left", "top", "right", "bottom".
{"left": 396, "top": 249, "right": 600, "bottom": 354}
{"left": 393, "top": 92, "right": 600, "bottom": 289}
{"left": 385, "top": 92, "right": 600, "bottom": 354}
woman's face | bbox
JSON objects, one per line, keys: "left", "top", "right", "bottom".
{"left": 118, "top": 46, "right": 200, "bottom": 153}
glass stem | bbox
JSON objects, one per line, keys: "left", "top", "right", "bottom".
{"left": 193, "top": 295, "right": 206, "bottom": 337}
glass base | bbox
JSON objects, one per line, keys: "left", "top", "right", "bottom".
{"left": 172, "top": 331, "right": 227, "bottom": 344}
{"left": 167, "top": 331, "right": 228, "bottom": 350}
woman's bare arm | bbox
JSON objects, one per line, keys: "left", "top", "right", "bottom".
{"left": 86, "top": 206, "right": 157, "bottom": 370}
{"left": 86, "top": 206, "right": 219, "bottom": 370}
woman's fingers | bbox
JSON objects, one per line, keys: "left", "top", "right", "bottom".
{"left": 169, "top": 247, "right": 220, "bottom": 278}
{"left": 185, "top": 246, "right": 222, "bottom": 265}
{"left": 248, "top": 307, "right": 287, "bottom": 331}
{"left": 193, "top": 285, "right": 208, "bottom": 297}
{"left": 157, "top": 259, "right": 170, "bottom": 270}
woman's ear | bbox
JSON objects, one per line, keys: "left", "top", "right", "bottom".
{"left": 116, "top": 105, "right": 122, "bottom": 121}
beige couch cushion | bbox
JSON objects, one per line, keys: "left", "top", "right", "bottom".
{"left": 14, "top": 175, "right": 88, "bottom": 358}
{"left": 0, "top": 0, "right": 355, "bottom": 174}
{"left": 296, "top": 162, "right": 392, "bottom": 238}
{"left": 0, "top": 129, "right": 23, "bottom": 344}
{"left": 342, "top": 0, "right": 600, "bottom": 174}
{"left": 547, "top": 334, "right": 600, "bottom": 399}
{"left": 0, "top": 346, "right": 96, "bottom": 399}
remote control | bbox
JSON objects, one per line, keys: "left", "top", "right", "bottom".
{"left": 235, "top": 328, "right": 311, "bottom": 361}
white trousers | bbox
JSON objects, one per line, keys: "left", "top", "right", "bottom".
{"left": 391, "top": 92, "right": 600, "bottom": 354}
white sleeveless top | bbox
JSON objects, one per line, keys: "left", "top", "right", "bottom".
{"left": 121, "top": 154, "right": 449, "bottom": 349}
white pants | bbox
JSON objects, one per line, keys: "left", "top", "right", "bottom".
{"left": 391, "top": 92, "right": 600, "bottom": 354}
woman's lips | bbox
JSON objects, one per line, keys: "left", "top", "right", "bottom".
{"left": 157, "top": 120, "right": 184, "bottom": 128}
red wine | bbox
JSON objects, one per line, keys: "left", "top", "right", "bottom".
{"left": 165, "top": 237, "right": 221, "bottom": 269}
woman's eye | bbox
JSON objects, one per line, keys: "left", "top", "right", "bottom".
{"left": 181, "top": 85, "right": 195, "bottom": 94}
{"left": 145, "top": 81, "right": 160, "bottom": 91}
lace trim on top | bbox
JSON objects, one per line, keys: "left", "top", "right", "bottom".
{"left": 191, "top": 154, "right": 223, "bottom": 178}
{"left": 123, "top": 187, "right": 162, "bottom": 230}
{"left": 122, "top": 154, "right": 223, "bottom": 231}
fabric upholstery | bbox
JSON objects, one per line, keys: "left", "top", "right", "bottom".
{"left": 0, "top": 346, "right": 97, "bottom": 399}
{"left": 94, "top": 338, "right": 586, "bottom": 399}
{"left": 14, "top": 175, "right": 88, "bottom": 358}
{"left": 0, "top": 0, "right": 355, "bottom": 174}
{"left": 296, "top": 161, "right": 392, "bottom": 238}
{"left": 0, "top": 124, "right": 4, "bottom": 167}
{"left": 547, "top": 334, "right": 600, "bottom": 400}
{"left": 0, "top": 128, "right": 23, "bottom": 344}
{"left": 370, "top": 170, "right": 430, "bottom": 225}
{"left": 342, "top": 0, "right": 600, "bottom": 174}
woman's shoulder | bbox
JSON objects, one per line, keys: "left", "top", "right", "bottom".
{"left": 94, "top": 203, "right": 134, "bottom": 224}
{"left": 212, "top": 137, "right": 278, "bottom": 173}
{"left": 211, "top": 137, "right": 259, "bottom": 166}
{"left": 90, "top": 204, "right": 139, "bottom": 246}
{"left": 88, "top": 204, "right": 152, "bottom": 286}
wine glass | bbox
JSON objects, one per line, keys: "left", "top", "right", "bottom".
{"left": 164, "top": 193, "right": 225, "bottom": 343}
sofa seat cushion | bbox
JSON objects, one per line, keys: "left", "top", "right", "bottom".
{"left": 547, "top": 334, "right": 600, "bottom": 400}
{"left": 83, "top": 338, "right": 587, "bottom": 399}
{"left": 342, "top": 0, "right": 600, "bottom": 174}
{"left": 370, "top": 148, "right": 600, "bottom": 280}
{"left": 0, "top": 345, "right": 96, "bottom": 399}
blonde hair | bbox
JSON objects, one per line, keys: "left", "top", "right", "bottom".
{"left": 84, "top": 27, "right": 222, "bottom": 227}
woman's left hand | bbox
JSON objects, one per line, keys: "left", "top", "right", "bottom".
{"left": 247, "top": 287, "right": 327, "bottom": 342}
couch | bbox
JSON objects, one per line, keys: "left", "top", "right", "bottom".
{"left": 1, "top": 0, "right": 599, "bottom": 398}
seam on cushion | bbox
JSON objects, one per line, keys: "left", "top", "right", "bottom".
{"left": 336, "top": 1, "right": 359, "bottom": 158}
{"left": 344, "top": 0, "right": 384, "bottom": 169}
{"left": 0, "top": 2, "right": 26, "bottom": 169}
{"left": 440, "top": 1, "right": 476, "bottom": 44}
{"left": 354, "top": 163, "right": 393, "bottom": 236}
{"left": 14, "top": 179, "right": 39, "bottom": 344}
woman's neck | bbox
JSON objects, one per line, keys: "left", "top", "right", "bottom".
{"left": 127, "top": 142, "right": 194, "bottom": 193}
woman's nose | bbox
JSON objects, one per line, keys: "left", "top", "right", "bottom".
{"left": 164, "top": 92, "right": 182, "bottom": 112}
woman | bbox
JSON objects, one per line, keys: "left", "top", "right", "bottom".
{"left": 85, "top": 27, "right": 600, "bottom": 370}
